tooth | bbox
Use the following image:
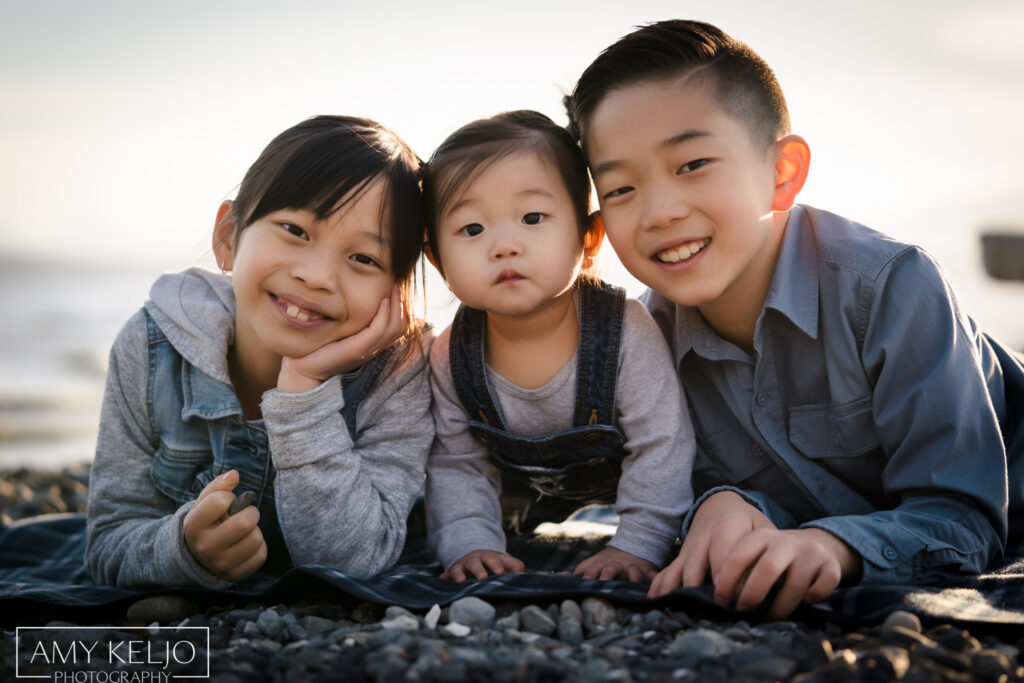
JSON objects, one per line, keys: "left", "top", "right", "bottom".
{"left": 286, "top": 305, "right": 299, "bottom": 318}
{"left": 661, "top": 250, "right": 679, "bottom": 263}
{"left": 297, "top": 312, "right": 309, "bottom": 322}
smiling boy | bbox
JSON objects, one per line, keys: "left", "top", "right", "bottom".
{"left": 565, "top": 19, "right": 1024, "bottom": 619}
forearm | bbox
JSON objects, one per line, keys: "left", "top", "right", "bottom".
{"left": 265, "top": 374, "right": 430, "bottom": 577}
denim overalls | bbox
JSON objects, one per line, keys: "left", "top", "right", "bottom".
{"left": 448, "top": 280, "right": 628, "bottom": 531}
{"left": 144, "top": 310, "right": 390, "bottom": 571}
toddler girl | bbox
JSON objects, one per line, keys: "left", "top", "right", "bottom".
{"left": 86, "top": 115, "right": 433, "bottom": 587}
{"left": 423, "top": 110, "right": 696, "bottom": 582}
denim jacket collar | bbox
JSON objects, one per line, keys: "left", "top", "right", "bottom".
{"left": 180, "top": 361, "right": 245, "bottom": 421}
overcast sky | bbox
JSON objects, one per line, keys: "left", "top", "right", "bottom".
{"left": 2, "top": 0, "right": 1024, "bottom": 331}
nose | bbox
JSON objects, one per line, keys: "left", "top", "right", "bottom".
{"left": 489, "top": 226, "right": 523, "bottom": 261}
{"left": 292, "top": 249, "right": 341, "bottom": 292}
{"left": 640, "top": 181, "right": 690, "bottom": 232}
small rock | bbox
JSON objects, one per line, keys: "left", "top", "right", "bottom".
{"left": 880, "top": 624, "right": 936, "bottom": 649}
{"left": 520, "top": 605, "right": 557, "bottom": 636}
{"left": 883, "top": 609, "right": 922, "bottom": 633}
{"left": 299, "top": 615, "right": 334, "bottom": 634}
{"left": 126, "top": 596, "right": 199, "bottom": 624}
{"left": 560, "top": 599, "right": 583, "bottom": 622}
{"left": 581, "top": 597, "right": 617, "bottom": 632}
{"left": 665, "top": 628, "right": 739, "bottom": 660}
{"left": 256, "top": 608, "right": 285, "bottom": 638}
{"left": 495, "top": 612, "right": 520, "bottom": 631}
{"left": 440, "top": 622, "right": 471, "bottom": 638}
{"left": 384, "top": 605, "right": 417, "bottom": 620}
{"left": 449, "top": 596, "right": 495, "bottom": 627}
{"left": 380, "top": 614, "right": 420, "bottom": 631}
{"left": 424, "top": 604, "right": 442, "bottom": 629}
{"left": 351, "top": 602, "right": 383, "bottom": 624}
{"left": 227, "top": 490, "right": 256, "bottom": 516}
{"left": 557, "top": 613, "right": 583, "bottom": 645}
{"left": 730, "top": 645, "right": 798, "bottom": 680}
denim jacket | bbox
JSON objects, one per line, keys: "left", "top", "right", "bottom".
{"left": 86, "top": 268, "right": 433, "bottom": 587}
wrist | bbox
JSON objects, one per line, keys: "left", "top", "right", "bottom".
{"left": 276, "top": 366, "right": 323, "bottom": 394}
{"left": 799, "top": 528, "right": 863, "bottom": 584}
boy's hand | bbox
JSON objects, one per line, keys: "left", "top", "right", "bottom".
{"left": 183, "top": 470, "right": 267, "bottom": 582}
{"left": 648, "top": 490, "right": 775, "bottom": 598}
{"left": 442, "top": 550, "right": 525, "bottom": 582}
{"left": 712, "top": 527, "right": 860, "bottom": 620}
{"left": 278, "top": 285, "right": 406, "bottom": 393}
{"left": 573, "top": 545, "right": 657, "bottom": 582}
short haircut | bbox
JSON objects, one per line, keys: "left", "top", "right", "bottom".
{"left": 565, "top": 20, "right": 790, "bottom": 152}
{"left": 423, "top": 110, "right": 591, "bottom": 276}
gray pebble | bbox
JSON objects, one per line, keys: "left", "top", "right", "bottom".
{"left": 125, "top": 595, "right": 200, "bottom": 624}
{"left": 299, "top": 615, "right": 335, "bottom": 634}
{"left": 665, "top": 628, "right": 739, "bottom": 660}
{"left": 227, "top": 490, "right": 256, "bottom": 516}
{"left": 581, "top": 596, "right": 617, "bottom": 632}
{"left": 495, "top": 611, "right": 520, "bottom": 631}
{"left": 557, "top": 613, "right": 583, "bottom": 645}
{"left": 256, "top": 608, "right": 285, "bottom": 638}
{"left": 448, "top": 596, "right": 495, "bottom": 627}
{"left": 560, "top": 599, "right": 583, "bottom": 622}
{"left": 520, "top": 604, "right": 557, "bottom": 636}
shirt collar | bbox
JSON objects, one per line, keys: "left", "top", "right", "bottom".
{"left": 762, "top": 205, "right": 820, "bottom": 341}
{"left": 662, "top": 205, "right": 820, "bottom": 365}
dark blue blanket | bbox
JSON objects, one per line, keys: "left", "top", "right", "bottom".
{"left": 2, "top": 514, "right": 1023, "bottom": 627}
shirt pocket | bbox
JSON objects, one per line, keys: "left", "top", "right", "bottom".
{"left": 788, "top": 396, "right": 879, "bottom": 459}
{"left": 693, "top": 425, "right": 771, "bottom": 487}
{"left": 150, "top": 440, "right": 214, "bottom": 504}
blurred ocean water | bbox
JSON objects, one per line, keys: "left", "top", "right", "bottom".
{"left": 1, "top": 235, "right": 1022, "bottom": 470}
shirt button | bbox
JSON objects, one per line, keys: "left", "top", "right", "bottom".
{"left": 883, "top": 546, "right": 899, "bottom": 561}
{"left": 812, "top": 476, "right": 825, "bottom": 490}
{"left": 753, "top": 445, "right": 764, "bottom": 456}
{"left": 755, "top": 392, "right": 768, "bottom": 407}
{"left": 831, "top": 434, "right": 842, "bottom": 448}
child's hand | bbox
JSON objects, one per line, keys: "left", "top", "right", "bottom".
{"left": 442, "top": 550, "right": 525, "bottom": 582}
{"left": 278, "top": 285, "right": 406, "bottom": 393}
{"left": 573, "top": 545, "right": 658, "bottom": 582}
{"left": 711, "top": 527, "right": 860, "bottom": 620}
{"left": 648, "top": 490, "right": 775, "bottom": 598}
{"left": 183, "top": 470, "right": 267, "bottom": 582}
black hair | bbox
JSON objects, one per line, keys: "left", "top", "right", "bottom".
{"left": 565, "top": 20, "right": 790, "bottom": 152}
{"left": 228, "top": 115, "right": 424, "bottom": 310}
{"left": 422, "top": 110, "right": 592, "bottom": 277}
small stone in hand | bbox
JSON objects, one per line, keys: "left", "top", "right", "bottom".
{"left": 228, "top": 490, "right": 256, "bottom": 516}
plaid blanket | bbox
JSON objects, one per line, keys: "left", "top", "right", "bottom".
{"left": 2, "top": 513, "right": 1023, "bottom": 627}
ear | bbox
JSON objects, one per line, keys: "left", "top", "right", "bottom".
{"left": 212, "top": 201, "right": 236, "bottom": 272}
{"left": 583, "top": 211, "right": 606, "bottom": 260}
{"left": 423, "top": 241, "right": 444, "bottom": 278}
{"left": 771, "top": 135, "right": 810, "bottom": 212}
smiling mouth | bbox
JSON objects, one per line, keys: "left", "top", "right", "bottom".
{"left": 272, "top": 294, "right": 329, "bottom": 323}
{"left": 655, "top": 238, "right": 710, "bottom": 264}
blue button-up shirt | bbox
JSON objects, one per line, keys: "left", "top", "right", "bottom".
{"left": 645, "top": 204, "right": 1021, "bottom": 584}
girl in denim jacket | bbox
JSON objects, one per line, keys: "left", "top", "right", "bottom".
{"left": 422, "top": 111, "right": 696, "bottom": 583}
{"left": 86, "top": 116, "right": 433, "bottom": 587}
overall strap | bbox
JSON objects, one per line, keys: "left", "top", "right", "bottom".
{"left": 340, "top": 344, "right": 396, "bottom": 437}
{"left": 449, "top": 305, "right": 506, "bottom": 430}
{"left": 572, "top": 281, "right": 626, "bottom": 428}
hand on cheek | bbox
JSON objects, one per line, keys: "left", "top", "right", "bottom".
{"left": 278, "top": 285, "right": 406, "bottom": 393}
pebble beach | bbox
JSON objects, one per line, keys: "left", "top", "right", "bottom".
{"left": 2, "top": 465, "right": 1022, "bottom": 682}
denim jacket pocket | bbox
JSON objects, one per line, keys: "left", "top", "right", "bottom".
{"left": 151, "top": 442, "right": 214, "bottom": 504}
{"left": 694, "top": 426, "right": 771, "bottom": 484}
{"left": 788, "top": 396, "right": 879, "bottom": 459}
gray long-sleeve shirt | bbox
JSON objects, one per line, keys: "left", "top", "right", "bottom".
{"left": 85, "top": 268, "right": 433, "bottom": 587}
{"left": 426, "top": 295, "right": 696, "bottom": 570}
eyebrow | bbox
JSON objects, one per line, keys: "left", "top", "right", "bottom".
{"left": 445, "top": 188, "right": 554, "bottom": 216}
{"left": 355, "top": 230, "right": 388, "bottom": 248}
{"left": 591, "top": 129, "right": 712, "bottom": 179}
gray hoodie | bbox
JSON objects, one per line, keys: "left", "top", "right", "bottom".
{"left": 85, "top": 268, "right": 433, "bottom": 587}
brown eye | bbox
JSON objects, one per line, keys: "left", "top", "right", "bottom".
{"left": 523, "top": 213, "right": 543, "bottom": 225}
{"left": 461, "top": 223, "right": 484, "bottom": 237}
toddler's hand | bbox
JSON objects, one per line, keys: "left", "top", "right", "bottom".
{"left": 442, "top": 550, "right": 525, "bottom": 583}
{"left": 573, "top": 545, "right": 657, "bottom": 582}
{"left": 712, "top": 527, "right": 859, "bottom": 620}
{"left": 648, "top": 490, "right": 775, "bottom": 598}
{"left": 278, "top": 285, "right": 406, "bottom": 393}
{"left": 183, "top": 470, "right": 267, "bottom": 582}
